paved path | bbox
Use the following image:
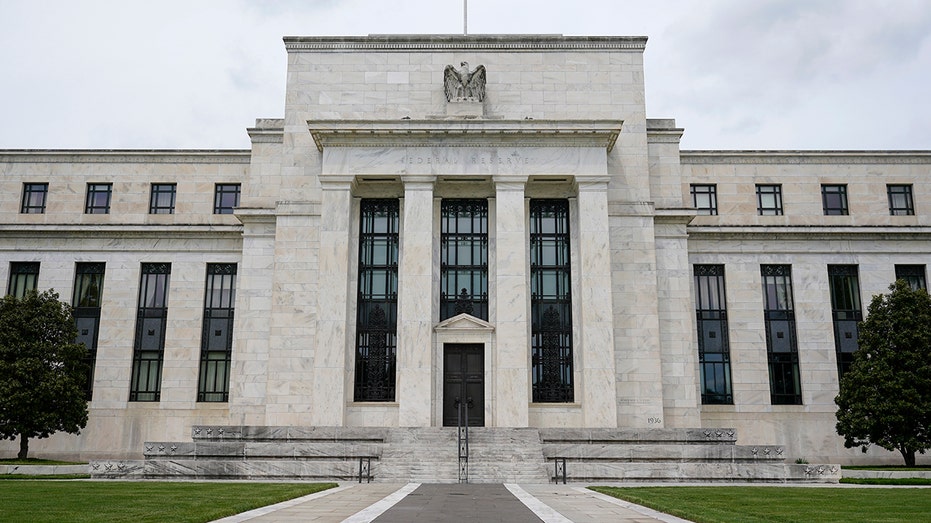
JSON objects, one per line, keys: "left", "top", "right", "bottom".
{"left": 211, "top": 483, "right": 691, "bottom": 523}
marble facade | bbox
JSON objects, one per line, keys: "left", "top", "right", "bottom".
{"left": 1, "top": 35, "right": 929, "bottom": 466}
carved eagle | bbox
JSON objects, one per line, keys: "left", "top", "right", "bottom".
{"left": 444, "top": 61, "right": 486, "bottom": 102}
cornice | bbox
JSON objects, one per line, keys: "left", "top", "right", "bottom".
{"left": 681, "top": 150, "right": 931, "bottom": 165}
{"left": 308, "top": 119, "right": 622, "bottom": 152}
{"left": 0, "top": 224, "right": 243, "bottom": 240}
{"left": 0, "top": 150, "right": 251, "bottom": 164}
{"left": 647, "top": 128, "right": 685, "bottom": 144}
{"left": 246, "top": 127, "right": 284, "bottom": 144}
{"left": 284, "top": 35, "right": 647, "bottom": 53}
{"left": 688, "top": 225, "right": 931, "bottom": 241}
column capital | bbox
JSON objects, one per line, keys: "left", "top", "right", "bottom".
{"left": 319, "top": 174, "right": 356, "bottom": 192}
{"left": 400, "top": 175, "right": 437, "bottom": 191}
{"left": 493, "top": 175, "right": 529, "bottom": 191}
{"left": 574, "top": 176, "right": 611, "bottom": 192}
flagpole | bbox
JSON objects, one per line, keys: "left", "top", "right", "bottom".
{"left": 464, "top": 0, "right": 468, "bottom": 35}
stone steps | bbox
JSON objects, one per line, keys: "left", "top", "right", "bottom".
{"left": 88, "top": 426, "right": 841, "bottom": 483}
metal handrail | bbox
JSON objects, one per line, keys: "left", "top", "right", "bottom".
{"left": 358, "top": 457, "right": 372, "bottom": 483}
{"left": 456, "top": 396, "right": 471, "bottom": 483}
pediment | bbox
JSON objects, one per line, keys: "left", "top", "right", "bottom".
{"left": 434, "top": 313, "right": 495, "bottom": 333}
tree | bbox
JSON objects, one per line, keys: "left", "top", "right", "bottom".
{"left": 0, "top": 289, "right": 88, "bottom": 460}
{"left": 835, "top": 280, "right": 931, "bottom": 466}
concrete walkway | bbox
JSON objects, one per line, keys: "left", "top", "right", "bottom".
{"left": 211, "top": 483, "right": 691, "bottom": 523}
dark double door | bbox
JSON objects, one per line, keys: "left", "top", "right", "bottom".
{"left": 442, "top": 344, "right": 484, "bottom": 427}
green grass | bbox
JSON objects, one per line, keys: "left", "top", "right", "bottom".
{"left": 0, "top": 474, "right": 90, "bottom": 480}
{"left": 591, "top": 486, "right": 931, "bottom": 523}
{"left": 0, "top": 480, "right": 337, "bottom": 523}
{"left": 841, "top": 477, "right": 931, "bottom": 486}
{"left": 843, "top": 465, "right": 931, "bottom": 471}
{"left": 0, "top": 458, "right": 87, "bottom": 465}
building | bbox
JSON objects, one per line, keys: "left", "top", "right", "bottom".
{"left": 1, "top": 34, "right": 928, "bottom": 466}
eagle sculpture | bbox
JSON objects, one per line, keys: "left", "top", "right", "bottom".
{"left": 444, "top": 61, "right": 486, "bottom": 102}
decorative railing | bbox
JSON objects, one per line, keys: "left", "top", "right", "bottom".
{"left": 456, "top": 396, "right": 471, "bottom": 483}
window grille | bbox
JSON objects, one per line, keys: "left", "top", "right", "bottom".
{"left": 354, "top": 199, "right": 399, "bottom": 402}
{"left": 530, "top": 199, "right": 574, "bottom": 403}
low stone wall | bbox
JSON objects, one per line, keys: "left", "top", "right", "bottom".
{"left": 0, "top": 464, "right": 88, "bottom": 475}
{"left": 842, "top": 469, "right": 931, "bottom": 479}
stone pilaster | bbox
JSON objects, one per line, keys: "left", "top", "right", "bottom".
{"left": 610, "top": 202, "right": 666, "bottom": 427}
{"left": 311, "top": 177, "right": 355, "bottom": 426}
{"left": 655, "top": 211, "right": 701, "bottom": 427}
{"left": 396, "top": 175, "right": 436, "bottom": 427}
{"left": 228, "top": 209, "right": 276, "bottom": 424}
{"left": 575, "top": 178, "right": 619, "bottom": 427}
{"left": 493, "top": 176, "right": 530, "bottom": 427}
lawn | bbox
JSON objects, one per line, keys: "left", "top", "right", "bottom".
{"left": 0, "top": 480, "right": 336, "bottom": 523}
{"left": 591, "top": 486, "right": 931, "bottom": 523}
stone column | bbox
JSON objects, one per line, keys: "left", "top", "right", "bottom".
{"left": 493, "top": 175, "right": 530, "bottom": 427}
{"left": 575, "top": 178, "right": 619, "bottom": 427}
{"left": 396, "top": 175, "right": 436, "bottom": 427}
{"left": 311, "top": 176, "right": 355, "bottom": 426}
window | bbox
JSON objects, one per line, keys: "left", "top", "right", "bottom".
{"left": 530, "top": 199, "right": 574, "bottom": 403}
{"left": 690, "top": 184, "right": 718, "bottom": 215}
{"left": 756, "top": 184, "right": 783, "bottom": 216}
{"left": 73, "top": 262, "right": 105, "bottom": 400}
{"left": 198, "top": 263, "right": 236, "bottom": 402}
{"left": 888, "top": 184, "right": 914, "bottom": 215}
{"left": 214, "top": 183, "right": 241, "bottom": 214}
{"left": 694, "top": 265, "right": 732, "bottom": 404}
{"left": 821, "top": 184, "right": 848, "bottom": 215}
{"left": 85, "top": 183, "right": 112, "bottom": 214}
{"left": 149, "top": 183, "right": 177, "bottom": 214}
{"left": 21, "top": 183, "right": 48, "bottom": 214}
{"left": 440, "top": 199, "right": 488, "bottom": 321}
{"left": 7, "top": 261, "right": 39, "bottom": 298}
{"left": 895, "top": 264, "right": 926, "bottom": 291}
{"left": 828, "top": 265, "right": 862, "bottom": 379}
{"left": 129, "top": 263, "right": 171, "bottom": 402}
{"left": 761, "top": 265, "right": 801, "bottom": 405}
{"left": 354, "top": 199, "right": 399, "bottom": 402}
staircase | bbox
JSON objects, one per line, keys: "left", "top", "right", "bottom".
{"left": 376, "top": 428, "right": 459, "bottom": 483}
{"left": 467, "top": 428, "right": 550, "bottom": 483}
{"left": 89, "top": 426, "right": 839, "bottom": 483}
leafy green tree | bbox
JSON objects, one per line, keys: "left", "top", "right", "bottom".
{"left": 835, "top": 280, "right": 931, "bottom": 466}
{"left": 0, "top": 290, "right": 88, "bottom": 460}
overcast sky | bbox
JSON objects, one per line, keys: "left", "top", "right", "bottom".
{"left": 2, "top": 0, "right": 930, "bottom": 151}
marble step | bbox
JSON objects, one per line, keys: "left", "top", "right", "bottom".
{"left": 541, "top": 443, "right": 787, "bottom": 462}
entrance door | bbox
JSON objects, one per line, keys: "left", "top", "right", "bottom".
{"left": 443, "top": 344, "right": 484, "bottom": 427}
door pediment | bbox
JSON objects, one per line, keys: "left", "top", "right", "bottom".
{"left": 434, "top": 313, "right": 494, "bottom": 333}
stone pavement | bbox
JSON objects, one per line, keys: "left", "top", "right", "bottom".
{"left": 211, "top": 483, "right": 691, "bottom": 523}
